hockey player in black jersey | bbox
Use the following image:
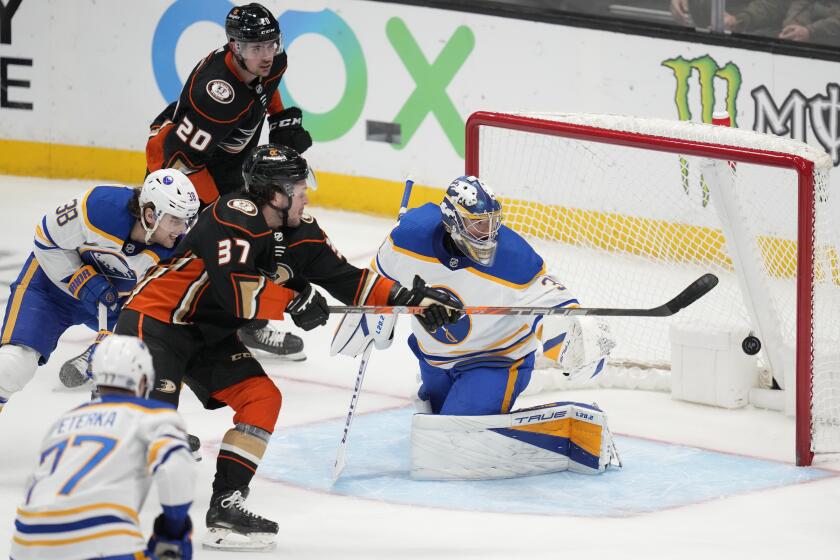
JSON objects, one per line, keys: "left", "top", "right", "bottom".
{"left": 115, "top": 144, "right": 461, "bottom": 550}
{"left": 145, "top": 2, "right": 312, "bottom": 359}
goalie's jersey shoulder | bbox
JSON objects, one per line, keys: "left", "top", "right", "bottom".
{"left": 81, "top": 185, "right": 136, "bottom": 243}
{"left": 390, "top": 203, "right": 544, "bottom": 286}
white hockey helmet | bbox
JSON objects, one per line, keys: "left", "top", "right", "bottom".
{"left": 91, "top": 335, "right": 155, "bottom": 398}
{"left": 139, "top": 168, "right": 200, "bottom": 243}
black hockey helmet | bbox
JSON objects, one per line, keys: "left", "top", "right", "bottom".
{"left": 225, "top": 3, "right": 280, "bottom": 43}
{"left": 242, "top": 144, "right": 313, "bottom": 201}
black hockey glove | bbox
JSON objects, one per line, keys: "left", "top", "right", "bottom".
{"left": 268, "top": 107, "right": 313, "bottom": 154}
{"left": 147, "top": 514, "right": 192, "bottom": 560}
{"left": 389, "top": 275, "right": 463, "bottom": 333}
{"left": 286, "top": 282, "right": 329, "bottom": 331}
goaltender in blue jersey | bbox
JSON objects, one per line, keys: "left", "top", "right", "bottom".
{"left": 0, "top": 169, "right": 199, "bottom": 411}
{"left": 374, "top": 175, "right": 614, "bottom": 416}
{"left": 11, "top": 335, "right": 195, "bottom": 560}
{"left": 370, "top": 175, "right": 620, "bottom": 480}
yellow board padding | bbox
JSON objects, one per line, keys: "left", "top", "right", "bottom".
{"left": 310, "top": 170, "right": 444, "bottom": 216}
{"left": 500, "top": 197, "right": 806, "bottom": 280}
{"left": 0, "top": 138, "right": 146, "bottom": 184}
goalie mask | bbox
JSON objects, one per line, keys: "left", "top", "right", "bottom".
{"left": 91, "top": 335, "right": 155, "bottom": 398}
{"left": 440, "top": 176, "right": 502, "bottom": 266}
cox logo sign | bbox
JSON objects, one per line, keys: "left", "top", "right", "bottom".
{"left": 151, "top": 0, "right": 473, "bottom": 155}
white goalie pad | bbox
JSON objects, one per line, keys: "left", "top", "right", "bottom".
{"left": 411, "top": 402, "right": 620, "bottom": 480}
{"left": 536, "top": 316, "right": 615, "bottom": 381}
{"left": 330, "top": 313, "right": 396, "bottom": 357}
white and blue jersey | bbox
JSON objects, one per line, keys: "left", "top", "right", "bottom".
{"left": 374, "top": 204, "right": 580, "bottom": 415}
{"left": 1, "top": 186, "right": 175, "bottom": 363}
{"left": 10, "top": 394, "right": 194, "bottom": 560}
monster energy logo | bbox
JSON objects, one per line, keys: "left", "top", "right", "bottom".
{"left": 663, "top": 55, "right": 742, "bottom": 125}
{"left": 663, "top": 55, "right": 743, "bottom": 207}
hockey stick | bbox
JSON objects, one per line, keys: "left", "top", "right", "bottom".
{"left": 332, "top": 340, "right": 374, "bottom": 481}
{"left": 398, "top": 176, "right": 414, "bottom": 220}
{"left": 329, "top": 273, "right": 719, "bottom": 318}
{"left": 332, "top": 177, "right": 416, "bottom": 483}
{"left": 98, "top": 302, "right": 108, "bottom": 331}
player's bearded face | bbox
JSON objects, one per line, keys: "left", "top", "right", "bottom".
{"left": 284, "top": 182, "right": 309, "bottom": 227}
{"left": 235, "top": 39, "right": 280, "bottom": 77}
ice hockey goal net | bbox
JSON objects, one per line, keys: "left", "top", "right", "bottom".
{"left": 465, "top": 111, "right": 840, "bottom": 466}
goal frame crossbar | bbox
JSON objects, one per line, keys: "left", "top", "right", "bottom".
{"left": 465, "top": 111, "right": 818, "bottom": 465}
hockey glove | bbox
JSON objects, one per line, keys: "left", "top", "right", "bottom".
{"left": 147, "top": 513, "right": 193, "bottom": 560}
{"left": 286, "top": 282, "right": 329, "bottom": 331}
{"left": 69, "top": 265, "right": 120, "bottom": 318}
{"left": 268, "top": 107, "right": 313, "bottom": 154}
{"left": 389, "top": 275, "right": 463, "bottom": 333}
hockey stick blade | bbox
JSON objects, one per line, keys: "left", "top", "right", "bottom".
{"left": 328, "top": 273, "right": 719, "bottom": 318}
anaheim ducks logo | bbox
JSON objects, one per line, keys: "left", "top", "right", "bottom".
{"left": 207, "top": 79, "right": 234, "bottom": 104}
{"left": 156, "top": 379, "right": 178, "bottom": 393}
{"left": 227, "top": 198, "right": 258, "bottom": 216}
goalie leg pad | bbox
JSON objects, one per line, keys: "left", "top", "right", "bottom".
{"left": 411, "top": 401, "right": 620, "bottom": 480}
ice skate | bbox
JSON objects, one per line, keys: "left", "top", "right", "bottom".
{"left": 203, "top": 488, "right": 278, "bottom": 552}
{"left": 238, "top": 321, "right": 306, "bottom": 361}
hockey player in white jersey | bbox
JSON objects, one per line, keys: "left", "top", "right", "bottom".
{"left": 10, "top": 334, "right": 194, "bottom": 560}
{"left": 0, "top": 169, "right": 199, "bottom": 410}
{"left": 371, "top": 176, "right": 619, "bottom": 479}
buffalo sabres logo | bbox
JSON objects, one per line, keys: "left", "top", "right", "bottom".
{"left": 227, "top": 198, "right": 258, "bottom": 216}
{"left": 425, "top": 288, "right": 469, "bottom": 345}
{"left": 206, "top": 79, "right": 234, "bottom": 104}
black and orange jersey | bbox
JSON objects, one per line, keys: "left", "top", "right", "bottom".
{"left": 125, "top": 192, "right": 395, "bottom": 343}
{"left": 146, "top": 44, "right": 288, "bottom": 205}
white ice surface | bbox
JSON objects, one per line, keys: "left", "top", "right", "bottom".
{"left": 0, "top": 176, "right": 839, "bottom": 559}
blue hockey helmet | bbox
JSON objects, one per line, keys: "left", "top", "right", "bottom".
{"left": 440, "top": 175, "right": 502, "bottom": 266}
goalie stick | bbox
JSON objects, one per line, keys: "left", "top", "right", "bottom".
{"left": 328, "top": 273, "right": 719, "bottom": 317}
{"left": 332, "top": 176, "right": 416, "bottom": 483}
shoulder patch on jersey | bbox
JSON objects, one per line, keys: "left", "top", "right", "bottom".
{"left": 227, "top": 198, "right": 258, "bottom": 216}
{"left": 206, "top": 79, "right": 235, "bottom": 104}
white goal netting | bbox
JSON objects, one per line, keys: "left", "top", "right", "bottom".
{"left": 467, "top": 112, "right": 840, "bottom": 462}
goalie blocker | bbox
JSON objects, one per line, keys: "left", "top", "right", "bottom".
{"left": 411, "top": 401, "right": 621, "bottom": 480}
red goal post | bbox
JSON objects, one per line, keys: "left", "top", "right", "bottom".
{"left": 465, "top": 111, "right": 838, "bottom": 466}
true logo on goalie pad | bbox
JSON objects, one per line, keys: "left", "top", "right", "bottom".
{"left": 411, "top": 402, "right": 619, "bottom": 480}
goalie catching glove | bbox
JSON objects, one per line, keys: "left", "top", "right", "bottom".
{"left": 389, "top": 275, "right": 462, "bottom": 333}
